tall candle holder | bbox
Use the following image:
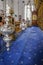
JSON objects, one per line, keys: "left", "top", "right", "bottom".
{"left": 0, "top": 16, "right": 14, "bottom": 51}
{"left": 0, "top": 15, "right": 14, "bottom": 51}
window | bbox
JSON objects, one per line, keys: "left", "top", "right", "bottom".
{"left": 24, "top": 3, "right": 35, "bottom": 21}
{"left": 24, "top": 5, "right": 31, "bottom": 21}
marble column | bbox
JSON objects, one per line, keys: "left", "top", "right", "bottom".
{"left": 3, "top": 0, "right": 6, "bottom": 16}
{"left": 13, "top": 0, "right": 19, "bottom": 21}
{"left": 0, "top": 0, "right": 4, "bottom": 10}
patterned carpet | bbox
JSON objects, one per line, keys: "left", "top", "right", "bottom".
{"left": 0, "top": 26, "right": 43, "bottom": 65}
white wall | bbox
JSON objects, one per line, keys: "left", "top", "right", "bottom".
{"left": 13, "top": 0, "right": 29, "bottom": 21}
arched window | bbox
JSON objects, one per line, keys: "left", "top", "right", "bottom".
{"left": 24, "top": 4, "right": 32, "bottom": 21}
{"left": 24, "top": 0, "right": 36, "bottom": 21}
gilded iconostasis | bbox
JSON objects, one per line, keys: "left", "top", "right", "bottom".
{"left": 34, "top": 0, "right": 43, "bottom": 30}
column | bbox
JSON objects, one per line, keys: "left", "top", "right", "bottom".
{"left": 14, "top": 0, "right": 19, "bottom": 21}
{"left": 0, "top": 0, "right": 3, "bottom": 10}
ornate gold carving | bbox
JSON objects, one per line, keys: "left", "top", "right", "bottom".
{"left": 32, "top": 15, "right": 37, "bottom": 20}
{"left": 38, "top": 3, "right": 43, "bottom": 30}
